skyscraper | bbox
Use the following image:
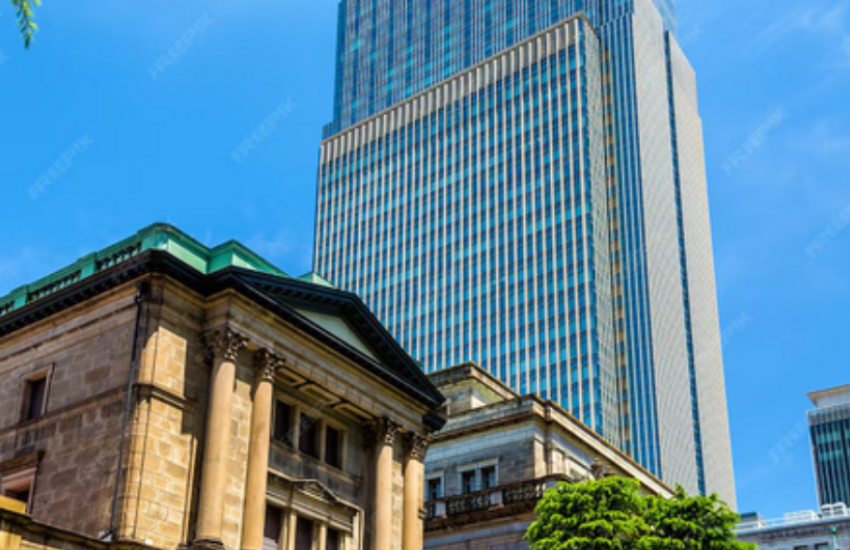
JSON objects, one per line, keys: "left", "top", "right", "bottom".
{"left": 809, "top": 385, "right": 850, "bottom": 507}
{"left": 314, "top": 0, "right": 735, "bottom": 504}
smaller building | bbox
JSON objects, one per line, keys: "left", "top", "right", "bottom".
{"left": 737, "top": 505, "right": 850, "bottom": 550}
{"left": 809, "top": 385, "right": 850, "bottom": 508}
{"left": 423, "top": 363, "right": 673, "bottom": 550}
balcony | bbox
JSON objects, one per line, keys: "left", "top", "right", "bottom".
{"left": 268, "top": 440, "right": 362, "bottom": 503}
{"left": 425, "top": 475, "right": 569, "bottom": 528}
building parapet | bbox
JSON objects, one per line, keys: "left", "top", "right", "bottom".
{"left": 738, "top": 504, "right": 850, "bottom": 534}
{"left": 425, "top": 475, "right": 570, "bottom": 528}
{"left": 0, "top": 223, "right": 288, "bottom": 319}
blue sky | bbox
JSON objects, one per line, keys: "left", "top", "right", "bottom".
{"left": 1, "top": 0, "right": 849, "bottom": 519}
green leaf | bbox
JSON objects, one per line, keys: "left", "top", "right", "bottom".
{"left": 11, "top": 0, "right": 41, "bottom": 48}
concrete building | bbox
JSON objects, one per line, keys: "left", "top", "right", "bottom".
{"left": 314, "top": 0, "right": 735, "bottom": 502}
{"left": 809, "top": 385, "right": 850, "bottom": 508}
{"left": 0, "top": 223, "right": 444, "bottom": 550}
{"left": 737, "top": 505, "right": 850, "bottom": 550}
{"left": 422, "top": 363, "right": 673, "bottom": 550}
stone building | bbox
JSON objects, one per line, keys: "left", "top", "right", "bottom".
{"left": 0, "top": 223, "right": 445, "bottom": 550}
{"left": 423, "top": 363, "right": 674, "bottom": 550}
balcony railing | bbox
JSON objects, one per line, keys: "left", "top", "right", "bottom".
{"left": 425, "top": 475, "right": 569, "bottom": 521}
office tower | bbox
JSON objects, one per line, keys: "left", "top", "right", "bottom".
{"left": 314, "top": 0, "right": 735, "bottom": 504}
{"left": 809, "top": 385, "right": 850, "bottom": 507}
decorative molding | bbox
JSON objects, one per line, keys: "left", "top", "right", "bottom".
{"left": 0, "top": 451, "right": 42, "bottom": 476}
{"left": 590, "top": 459, "right": 612, "bottom": 480}
{"left": 253, "top": 349, "right": 286, "bottom": 384}
{"left": 136, "top": 383, "right": 198, "bottom": 412}
{"left": 204, "top": 327, "right": 249, "bottom": 363}
{"left": 406, "top": 433, "right": 429, "bottom": 462}
{"left": 364, "top": 417, "right": 401, "bottom": 448}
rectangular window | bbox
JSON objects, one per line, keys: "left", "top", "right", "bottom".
{"left": 274, "top": 401, "right": 292, "bottom": 446}
{"left": 24, "top": 377, "right": 47, "bottom": 421}
{"left": 327, "top": 529, "right": 341, "bottom": 550}
{"left": 2, "top": 468, "right": 35, "bottom": 513}
{"left": 481, "top": 466, "right": 497, "bottom": 489}
{"left": 461, "top": 470, "right": 476, "bottom": 494}
{"left": 427, "top": 478, "right": 443, "bottom": 501}
{"left": 295, "top": 517, "right": 314, "bottom": 550}
{"left": 263, "top": 505, "right": 283, "bottom": 550}
{"left": 325, "top": 425, "right": 342, "bottom": 469}
{"left": 815, "top": 544, "right": 829, "bottom": 550}
{"left": 299, "top": 414, "right": 319, "bottom": 458}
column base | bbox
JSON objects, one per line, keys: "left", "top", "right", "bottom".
{"left": 191, "top": 538, "right": 227, "bottom": 550}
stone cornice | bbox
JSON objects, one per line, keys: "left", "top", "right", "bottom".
{"left": 0, "top": 250, "right": 445, "bottom": 412}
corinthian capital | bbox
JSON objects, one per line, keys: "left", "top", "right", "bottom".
{"left": 406, "top": 433, "right": 429, "bottom": 462}
{"left": 364, "top": 417, "right": 401, "bottom": 448}
{"left": 253, "top": 349, "right": 286, "bottom": 383}
{"left": 205, "top": 328, "right": 249, "bottom": 363}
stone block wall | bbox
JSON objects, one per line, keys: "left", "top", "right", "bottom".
{"left": 116, "top": 285, "right": 208, "bottom": 549}
{"left": 426, "top": 424, "right": 539, "bottom": 496}
{"left": 0, "top": 289, "right": 139, "bottom": 539}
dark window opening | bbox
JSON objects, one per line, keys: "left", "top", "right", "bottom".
{"left": 295, "top": 517, "right": 314, "bottom": 550}
{"left": 481, "top": 466, "right": 497, "bottom": 489}
{"left": 263, "top": 505, "right": 283, "bottom": 550}
{"left": 327, "top": 528, "right": 341, "bottom": 550}
{"left": 7, "top": 487, "right": 31, "bottom": 509}
{"left": 461, "top": 470, "right": 476, "bottom": 494}
{"left": 427, "top": 478, "right": 443, "bottom": 501}
{"left": 299, "top": 414, "right": 319, "bottom": 458}
{"left": 24, "top": 377, "right": 47, "bottom": 421}
{"left": 326, "top": 426, "right": 342, "bottom": 469}
{"left": 274, "top": 401, "right": 292, "bottom": 446}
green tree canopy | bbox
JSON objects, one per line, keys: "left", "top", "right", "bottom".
{"left": 11, "top": 0, "right": 40, "bottom": 48}
{"left": 525, "top": 477, "right": 650, "bottom": 550}
{"left": 639, "top": 486, "right": 754, "bottom": 550}
{"left": 526, "top": 478, "right": 755, "bottom": 550}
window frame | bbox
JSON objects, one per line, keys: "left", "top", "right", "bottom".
{"left": 273, "top": 398, "right": 295, "bottom": 447}
{"left": 425, "top": 471, "right": 445, "bottom": 501}
{"left": 19, "top": 365, "right": 54, "bottom": 423}
{"left": 457, "top": 459, "right": 499, "bottom": 494}
{"left": 273, "top": 392, "right": 349, "bottom": 471}
{"left": 1, "top": 465, "right": 37, "bottom": 512}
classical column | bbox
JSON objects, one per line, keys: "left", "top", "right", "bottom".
{"left": 366, "top": 418, "right": 400, "bottom": 550}
{"left": 317, "top": 522, "right": 328, "bottom": 550}
{"left": 240, "top": 349, "right": 285, "bottom": 550}
{"left": 403, "top": 434, "right": 428, "bottom": 550}
{"left": 194, "top": 328, "right": 249, "bottom": 550}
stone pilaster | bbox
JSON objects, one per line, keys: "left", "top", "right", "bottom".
{"left": 194, "top": 328, "right": 249, "bottom": 550}
{"left": 240, "top": 349, "right": 285, "bottom": 550}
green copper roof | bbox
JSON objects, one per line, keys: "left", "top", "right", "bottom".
{"left": 296, "top": 272, "right": 336, "bottom": 288}
{"left": 0, "top": 223, "right": 289, "bottom": 318}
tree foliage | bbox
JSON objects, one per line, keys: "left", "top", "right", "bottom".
{"left": 11, "top": 0, "right": 40, "bottom": 48}
{"left": 638, "top": 487, "right": 754, "bottom": 550}
{"left": 526, "top": 478, "right": 649, "bottom": 550}
{"left": 526, "top": 478, "right": 756, "bottom": 550}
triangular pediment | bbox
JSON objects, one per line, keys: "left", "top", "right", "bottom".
{"left": 292, "top": 307, "right": 379, "bottom": 361}
{"left": 219, "top": 268, "right": 445, "bottom": 412}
